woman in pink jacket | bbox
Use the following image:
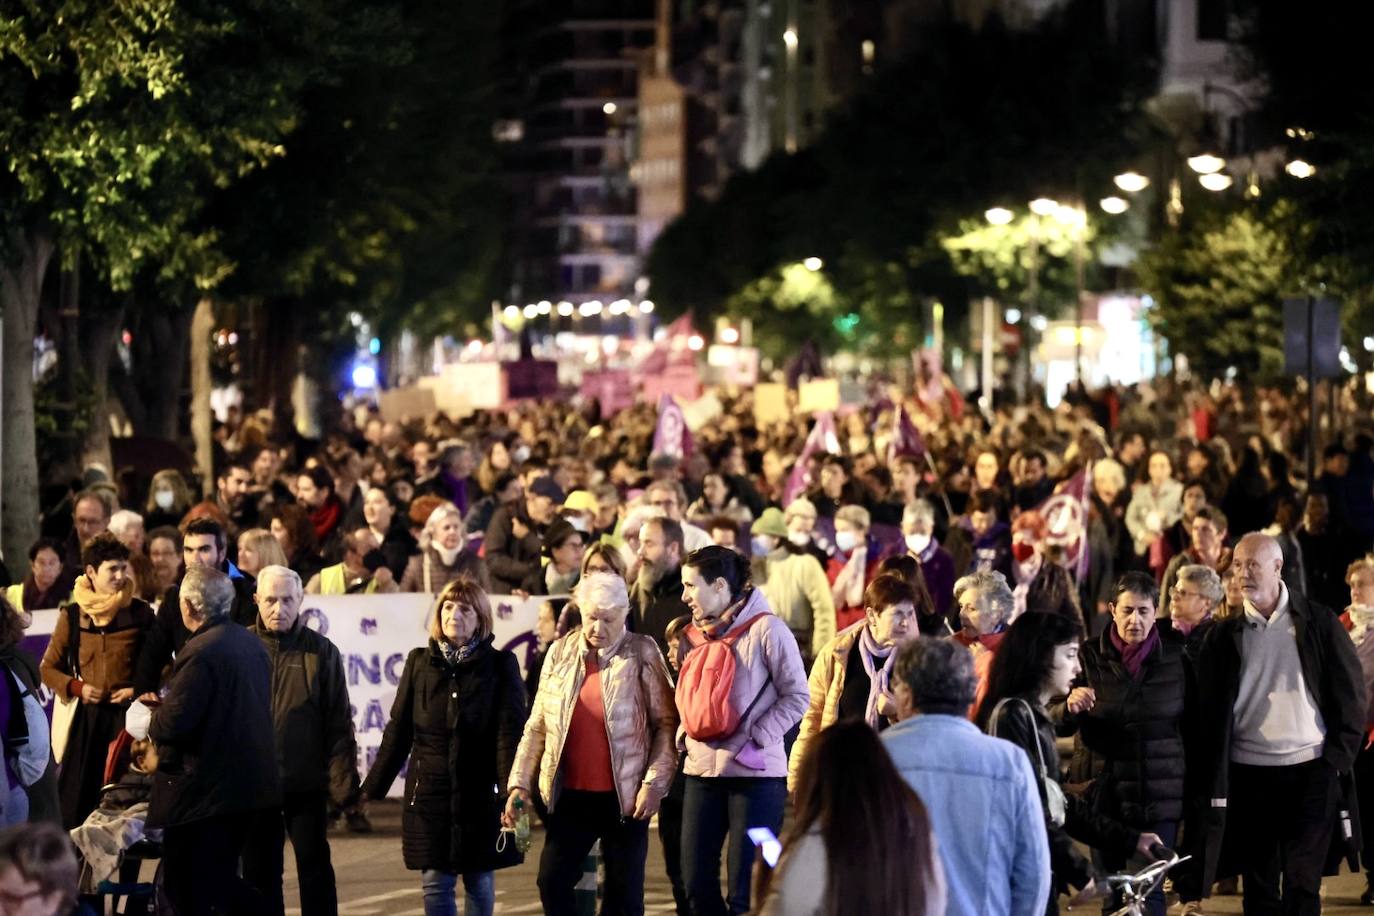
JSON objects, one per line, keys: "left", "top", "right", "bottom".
{"left": 676, "top": 546, "right": 809, "bottom": 916}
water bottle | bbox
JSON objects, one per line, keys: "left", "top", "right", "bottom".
{"left": 513, "top": 796, "right": 532, "bottom": 853}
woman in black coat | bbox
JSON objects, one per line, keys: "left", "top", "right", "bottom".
{"left": 1060, "top": 571, "right": 1186, "bottom": 916}
{"left": 363, "top": 576, "right": 527, "bottom": 916}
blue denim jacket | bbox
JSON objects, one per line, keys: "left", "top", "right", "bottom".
{"left": 882, "top": 714, "right": 1051, "bottom": 916}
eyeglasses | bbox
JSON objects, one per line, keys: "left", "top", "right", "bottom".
{"left": 1171, "top": 588, "right": 1202, "bottom": 601}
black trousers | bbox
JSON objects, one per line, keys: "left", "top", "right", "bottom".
{"left": 1357, "top": 742, "right": 1374, "bottom": 886}
{"left": 658, "top": 791, "right": 689, "bottom": 916}
{"left": 241, "top": 790, "right": 337, "bottom": 916}
{"left": 162, "top": 812, "right": 266, "bottom": 916}
{"left": 1229, "top": 759, "right": 1337, "bottom": 916}
{"left": 537, "top": 789, "right": 649, "bottom": 916}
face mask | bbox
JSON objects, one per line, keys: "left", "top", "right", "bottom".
{"left": 787, "top": 530, "right": 810, "bottom": 547}
{"left": 568, "top": 516, "right": 589, "bottom": 533}
{"left": 905, "top": 533, "right": 931, "bottom": 555}
{"left": 512, "top": 445, "right": 531, "bottom": 465}
{"left": 835, "top": 531, "right": 858, "bottom": 553}
{"left": 752, "top": 535, "right": 778, "bottom": 557}
{"left": 154, "top": 489, "right": 175, "bottom": 510}
{"left": 1012, "top": 541, "right": 1036, "bottom": 563}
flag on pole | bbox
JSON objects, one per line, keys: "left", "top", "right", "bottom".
{"left": 1035, "top": 462, "right": 1094, "bottom": 582}
{"left": 782, "top": 412, "right": 840, "bottom": 505}
{"left": 652, "top": 394, "right": 693, "bottom": 459}
{"left": 887, "top": 405, "right": 927, "bottom": 464}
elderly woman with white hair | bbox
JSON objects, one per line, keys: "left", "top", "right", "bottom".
{"left": 951, "top": 569, "right": 1016, "bottom": 718}
{"left": 1168, "top": 563, "right": 1224, "bottom": 661}
{"left": 399, "top": 503, "right": 490, "bottom": 593}
{"left": 505, "top": 572, "right": 678, "bottom": 916}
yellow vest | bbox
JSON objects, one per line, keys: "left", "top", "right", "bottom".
{"left": 319, "top": 563, "right": 379, "bottom": 596}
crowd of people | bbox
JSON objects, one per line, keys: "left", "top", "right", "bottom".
{"left": 0, "top": 374, "right": 1371, "bottom": 914}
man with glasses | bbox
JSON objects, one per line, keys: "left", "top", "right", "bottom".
{"left": 643, "top": 480, "right": 712, "bottom": 552}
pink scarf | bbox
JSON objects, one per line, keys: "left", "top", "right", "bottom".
{"left": 1109, "top": 626, "right": 1159, "bottom": 679}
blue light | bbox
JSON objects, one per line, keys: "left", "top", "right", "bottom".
{"left": 369, "top": 337, "right": 381, "bottom": 355}
{"left": 351, "top": 364, "right": 378, "bottom": 389}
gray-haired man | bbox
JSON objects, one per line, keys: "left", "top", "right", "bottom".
{"left": 149, "top": 565, "right": 279, "bottom": 915}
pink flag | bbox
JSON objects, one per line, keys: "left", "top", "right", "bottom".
{"left": 652, "top": 394, "right": 693, "bottom": 459}
{"left": 783, "top": 412, "right": 840, "bottom": 505}
{"left": 887, "top": 405, "right": 927, "bottom": 464}
{"left": 1036, "top": 462, "right": 1094, "bottom": 582}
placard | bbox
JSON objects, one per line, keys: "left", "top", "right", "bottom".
{"left": 753, "top": 383, "right": 789, "bottom": 426}
{"left": 798, "top": 378, "right": 840, "bottom": 414}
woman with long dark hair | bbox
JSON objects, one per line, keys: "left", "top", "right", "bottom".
{"left": 978, "top": 612, "right": 1161, "bottom": 914}
{"left": 755, "top": 719, "right": 945, "bottom": 915}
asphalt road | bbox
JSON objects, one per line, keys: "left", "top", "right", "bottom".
{"left": 288, "top": 801, "right": 1374, "bottom": 914}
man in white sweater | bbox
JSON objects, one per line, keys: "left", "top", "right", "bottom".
{"left": 1191, "top": 533, "right": 1365, "bottom": 915}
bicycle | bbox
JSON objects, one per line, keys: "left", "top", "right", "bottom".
{"left": 1067, "top": 845, "right": 1190, "bottom": 916}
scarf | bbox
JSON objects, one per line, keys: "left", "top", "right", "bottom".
{"left": 439, "top": 635, "right": 482, "bottom": 667}
{"left": 696, "top": 591, "right": 750, "bottom": 639}
{"left": 858, "top": 624, "right": 897, "bottom": 730}
{"left": 1172, "top": 613, "right": 1211, "bottom": 638}
{"left": 545, "top": 563, "right": 579, "bottom": 596}
{"left": 310, "top": 497, "right": 342, "bottom": 543}
{"left": 72, "top": 576, "right": 135, "bottom": 627}
{"left": 1349, "top": 606, "right": 1374, "bottom": 644}
{"left": 1109, "top": 625, "right": 1159, "bottom": 679}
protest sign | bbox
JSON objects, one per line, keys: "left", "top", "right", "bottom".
{"left": 753, "top": 383, "right": 789, "bottom": 426}
{"left": 798, "top": 378, "right": 840, "bottom": 414}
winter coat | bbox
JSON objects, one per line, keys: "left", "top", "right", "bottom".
{"left": 362, "top": 637, "right": 526, "bottom": 873}
{"left": 1192, "top": 588, "right": 1365, "bottom": 891}
{"left": 757, "top": 548, "right": 835, "bottom": 660}
{"left": 509, "top": 628, "right": 678, "bottom": 817}
{"left": 787, "top": 622, "right": 864, "bottom": 791}
{"left": 1064, "top": 628, "right": 1188, "bottom": 825}
{"left": 680, "top": 589, "right": 809, "bottom": 779}
{"left": 988, "top": 694, "right": 1137, "bottom": 901}
{"left": 251, "top": 619, "right": 360, "bottom": 805}
{"left": 133, "top": 565, "right": 256, "bottom": 695}
{"left": 398, "top": 547, "right": 490, "bottom": 595}
{"left": 148, "top": 617, "right": 280, "bottom": 828}
{"left": 911, "top": 541, "right": 957, "bottom": 630}
{"left": 1124, "top": 481, "right": 1183, "bottom": 557}
{"left": 41, "top": 599, "right": 155, "bottom": 697}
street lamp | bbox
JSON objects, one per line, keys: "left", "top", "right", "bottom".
{"left": 1285, "top": 159, "right": 1316, "bottom": 179}
{"left": 1029, "top": 197, "right": 1059, "bottom": 217}
{"left": 985, "top": 207, "right": 1014, "bottom": 225}
{"left": 557, "top": 301, "right": 574, "bottom": 317}
{"left": 1099, "top": 196, "right": 1128, "bottom": 214}
{"left": 1187, "top": 153, "right": 1226, "bottom": 175}
{"left": 803, "top": 256, "right": 823, "bottom": 271}
{"left": 639, "top": 300, "right": 655, "bottom": 314}
{"left": 1198, "top": 172, "right": 1233, "bottom": 191}
{"left": 1113, "top": 172, "right": 1150, "bottom": 193}
{"left": 603, "top": 102, "right": 617, "bottom": 115}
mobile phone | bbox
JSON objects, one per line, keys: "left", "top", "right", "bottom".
{"left": 747, "top": 827, "right": 782, "bottom": 868}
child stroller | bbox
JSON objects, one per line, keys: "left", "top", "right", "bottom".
{"left": 70, "top": 729, "right": 164, "bottom": 914}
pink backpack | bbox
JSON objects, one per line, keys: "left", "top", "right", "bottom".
{"left": 676, "top": 613, "right": 772, "bottom": 740}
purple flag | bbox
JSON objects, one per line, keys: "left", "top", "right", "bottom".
{"left": 652, "top": 394, "right": 693, "bottom": 459}
{"left": 782, "top": 412, "right": 840, "bottom": 505}
{"left": 887, "top": 405, "right": 927, "bottom": 464}
{"left": 1036, "top": 462, "right": 1094, "bottom": 582}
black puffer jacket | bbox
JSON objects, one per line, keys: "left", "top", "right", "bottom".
{"left": 1066, "top": 628, "right": 1187, "bottom": 825}
{"left": 362, "top": 637, "right": 527, "bottom": 873}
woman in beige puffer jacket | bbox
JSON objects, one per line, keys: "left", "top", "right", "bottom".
{"left": 506, "top": 572, "right": 678, "bottom": 914}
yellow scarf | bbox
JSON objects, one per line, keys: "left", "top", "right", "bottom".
{"left": 72, "top": 576, "right": 135, "bottom": 627}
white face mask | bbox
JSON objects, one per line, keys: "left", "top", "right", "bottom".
{"left": 512, "top": 445, "right": 531, "bottom": 465}
{"left": 906, "top": 532, "right": 931, "bottom": 555}
{"left": 752, "top": 535, "right": 778, "bottom": 557}
{"left": 787, "top": 530, "right": 810, "bottom": 547}
{"left": 835, "top": 530, "right": 858, "bottom": 553}
{"left": 568, "top": 516, "right": 590, "bottom": 533}
{"left": 154, "top": 489, "right": 175, "bottom": 510}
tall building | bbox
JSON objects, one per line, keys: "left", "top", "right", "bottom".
{"left": 502, "top": 1, "right": 657, "bottom": 305}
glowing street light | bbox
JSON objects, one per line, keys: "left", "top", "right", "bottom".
{"left": 557, "top": 301, "right": 574, "bottom": 317}
{"left": 687, "top": 334, "right": 705, "bottom": 351}
{"left": 1113, "top": 172, "right": 1150, "bottom": 193}
{"left": 503, "top": 305, "right": 519, "bottom": 320}
{"left": 1285, "top": 159, "right": 1316, "bottom": 179}
{"left": 1187, "top": 153, "right": 1226, "bottom": 175}
{"left": 639, "top": 300, "right": 655, "bottom": 314}
{"left": 782, "top": 28, "right": 798, "bottom": 50}
{"left": 1029, "top": 197, "right": 1059, "bottom": 217}
{"left": 1198, "top": 172, "right": 1233, "bottom": 191}
{"left": 985, "top": 207, "right": 1014, "bottom": 225}
{"left": 803, "top": 256, "right": 823, "bottom": 271}
{"left": 522, "top": 304, "right": 539, "bottom": 319}
{"left": 579, "top": 300, "right": 603, "bottom": 317}
{"left": 1099, "top": 196, "right": 1129, "bottom": 214}
{"left": 720, "top": 327, "right": 740, "bottom": 344}
{"left": 537, "top": 300, "right": 552, "bottom": 315}
{"left": 603, "top": 102, "right": 617, "bottom": 115}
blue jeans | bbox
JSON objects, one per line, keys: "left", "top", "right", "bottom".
{"left": 419, "top": 869, "right": 495, "bottom": 916}
{"left": 681, "top": 776, "right": 787, "bottom": 916}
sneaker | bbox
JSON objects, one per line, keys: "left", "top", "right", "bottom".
{"left": 345, "top": 810, "right": 373, "bottom": 834}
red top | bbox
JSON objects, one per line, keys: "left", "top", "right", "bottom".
{"left": 562, "top": 655, "right": 615, "bottom": 792}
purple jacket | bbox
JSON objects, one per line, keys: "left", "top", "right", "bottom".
{"left": 680, "top": 589, "right": 810, "bottom": 779}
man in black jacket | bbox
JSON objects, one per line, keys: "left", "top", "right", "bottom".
{"left": 1192, "top": 532, "right": 1365, "bottom": 915}
{"left": 135, "top": 518, "right": 256, "bottom": 697}
{"left": 149, "top": 565, "right": 280, "bottom": 915}
{"left": 485, "top": 475, "right": 563, "bottom": 593}
{"left": 631, "top": 517, "right": 690, "bottom": 659}
{"left": 242, "top": 566, "right": 359, "bottom": 916}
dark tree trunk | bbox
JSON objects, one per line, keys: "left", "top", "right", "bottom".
{"left": 251, "top": 298, "right": 299, "bottom": 442}
{"left": 111, "top": 306, "right": 194, "bottom": 440}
